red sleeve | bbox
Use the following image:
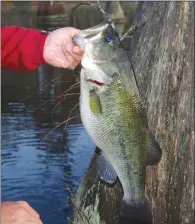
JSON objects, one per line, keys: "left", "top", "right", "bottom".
{"left": 1, "top": 26, "right": 49, "bottom": 72}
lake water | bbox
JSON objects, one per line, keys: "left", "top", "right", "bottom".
{"left": 1, "top": 2, "right": 100, "bottom": 223}
{"left": 1, "top": 2, "right": 131, "bottom": 223}
{"left": 1, "top": 63, "right": 96, "bottom": 224}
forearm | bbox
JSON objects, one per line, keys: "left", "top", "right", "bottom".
{"left": 1, "top": 26, "right": 49, "bottom": 72}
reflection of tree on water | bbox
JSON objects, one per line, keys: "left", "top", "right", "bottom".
{"left": 1, "top": 63, "right": 88, "bottom": 223}
{"left": 34, "top": 63, "right": 81, "bottom": 142}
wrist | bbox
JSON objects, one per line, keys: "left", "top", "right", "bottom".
{"left": 38, "top": 32, "right": 50, "bottom": 65}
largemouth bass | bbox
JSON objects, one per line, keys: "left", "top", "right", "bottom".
{"left": 73, "top": 21, "right": 162, "bottom": 224}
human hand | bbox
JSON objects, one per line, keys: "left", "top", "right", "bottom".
{"left": 1, "top": 201, "right": 43, "bottom": 224}
{"left": 43, "top": 27, "right": 83, "bottom": 69}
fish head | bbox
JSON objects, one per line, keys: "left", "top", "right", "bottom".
{"left": 73, "top": 21, "right": 129, "bottom": 91}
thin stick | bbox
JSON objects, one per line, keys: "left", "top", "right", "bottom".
{"left": 35, "top": 93, "right": 79, "bottom": 112}
{"left": 63, "top": 103, "right": 79, "bottom": 132}
{"left": 96, "top": 1, "right": 113, "bottom": 24}
{"left": 50, "top": 82, "right": 79, "bottom": 120}
{"left": 120, "top": 20, "right": 145, "bottom": 41}
{"left": 42, "top": 116, "right": 78, "bottom": 141}
{"left": 61, "top": 102, "right": 79, "bottom": 142}
{"left": 1, "top": 73, "right": 64, "bottom": 112}
{"left": 66, "top": 185, "right": 75, "bottom": 204}
{"left": 66, "top": 185, "right": 91, "bottom": 224}
{"left": 71, "top": 1, "right": 113, "bottom": 26}
{"left": 53, "top": 80, "right": 72, "bottom": 84}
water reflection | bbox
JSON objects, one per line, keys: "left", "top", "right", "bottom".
{"left": 1, "top": 64, "right": 95, "bottom": 224}
{"left": 1, "top": 1, "right": 136, "bottom": 223}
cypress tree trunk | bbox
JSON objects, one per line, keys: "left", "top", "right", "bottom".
{"left": 72, "top": 2, "right": 194, "bottom": 224}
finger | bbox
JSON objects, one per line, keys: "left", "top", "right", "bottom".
{"left": 67, "top": 40, "right": 83, "bottom": 56}
{"left": 72, "top": 45, "right": 84, "bottom": 55}
{"left": 63, "top": 38, "right": 83, "bottom": 58}
{"left": 67, "top": 60, "right": 81, "bottom": 70}
{"left": 23, "top": 216, "right": 43, "bottom": 224}
{"left": 68, "top": 27, "right": 81, "bottom": 37}
{"left": 20, "top": 220, "right": 43, "bottom": 224}
{"left": 17, "top": 201, "right": 40, "bottom": 218}
{"left": 64, "top": 38, "right": 73, "bottom": 53}
{"left": 64, "top": 44, "right": 82, "bottom": 62}
{"left": 65, "top": 53, "right": 81, "bottom": 69}
{"left": 63, "top": 50, "right": 78, "bottom": 67}
{"left": 20, "top": 216, "right": 43, "bottom": 224}
{"left": 0, "top": 219, "right": 14, "bottom": 224}
{"left": 18, "top": 212, "right": 43, "bottom": 224}
{"left": 44, "top": 47, "right": 67, "bottom": 68}
{"left": 70, "top": 53, "right": 82, "bottom": 63}
{"left": 10, "top": 207, "right": 43, "bottom": 224}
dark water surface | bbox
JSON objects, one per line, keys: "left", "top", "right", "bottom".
{"left": 1, "top": 65, "right": 95, "bottom": 224}
{"left": 1, "top": 2, "right": 99, "bottom": 223}
{"left": 1, "top": 2, "right": 131, "bottom": 223}
{"left": 1, "top": 2, "right": 100, "bottom": 223}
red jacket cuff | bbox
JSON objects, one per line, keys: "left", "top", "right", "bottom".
{"left": 37, "top": 32, "right": 49, "bottom": 65}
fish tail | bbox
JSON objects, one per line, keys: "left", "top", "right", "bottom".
{"left": 120, "top": 197, "right": 153, "bottom": 224}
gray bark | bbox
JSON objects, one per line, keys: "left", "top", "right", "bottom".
{"left": 72, "top": 2, "right": 194, "bottom": 224}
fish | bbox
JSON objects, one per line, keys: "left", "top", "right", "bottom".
{"left": 73, "top": 21, "right": 162, "bottom": 224}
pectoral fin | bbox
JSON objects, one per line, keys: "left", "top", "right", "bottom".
{"left": 89, "top": 89, "right": 102, "bottom": 115}
{"left": 147, "top": 132, "right": 162, "bottom": 165}
{"left": 98, "top": 151, "right": 118, "bottom": 184}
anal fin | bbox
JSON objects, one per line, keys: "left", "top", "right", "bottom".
{"left": 98, "top": 151, "right": 117, "bottom": 184}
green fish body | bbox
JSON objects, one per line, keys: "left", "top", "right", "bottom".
{"left": 74, "top": 22, "right": 161, "bottom": 223}
{"left": 81, "top": 78, "right": 148, "bottom": 203}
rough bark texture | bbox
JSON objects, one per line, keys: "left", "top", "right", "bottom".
{"left": 129, "top": 2, "right": 194, "bottom": 224}
{"left": 72, "top": 2, "right": 194, "bottom": 224}
{"left": 72, "top": 149, "right": 123, "bottom": 224}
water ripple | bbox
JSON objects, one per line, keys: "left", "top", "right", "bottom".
{"left": 1, "top": 66, "right": 95, "bottom": 224}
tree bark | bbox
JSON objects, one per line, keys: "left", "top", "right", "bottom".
{"left": 72, "top": 2, "right": 194, "bottom": 224}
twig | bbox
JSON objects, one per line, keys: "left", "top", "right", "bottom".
{"left": 70, "top": 1, "right": 115, "bottom": 29}
{"left": 66, "top": 185, "right": 76, "bottom": 205}
{"left": 66, "top": 185, "right": 91, "bottom": 224}
{"left": 120, "top": 20, "right": 145, "bottom": 41}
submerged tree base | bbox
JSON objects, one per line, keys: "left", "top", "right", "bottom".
{"left": 72, "top": 149, "right": 123, "bottom": 224}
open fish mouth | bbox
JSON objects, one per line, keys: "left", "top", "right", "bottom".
{"left": 87, "top": 79, "right": 105, "bottom": 86}
{"left": 82, "top": 67, "right": 111, "bottom": 86}
{"left": 81, "top": 63, "right": 118, "bottom": 87}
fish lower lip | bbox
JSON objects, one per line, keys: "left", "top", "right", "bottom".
{"left": 87, "top": 79, "right": 105, "bottom": 86}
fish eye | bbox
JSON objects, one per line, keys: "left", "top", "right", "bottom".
{"left": 105, "top": 35, "right": 112, "bottom": 43}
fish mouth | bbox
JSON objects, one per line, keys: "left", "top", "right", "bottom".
{"left": 82, "top": 68, "right": 114, "bottom": 87}
{"left": 82, "top": 68, "right": 107, "bottom": 87}
{"left": 87, "top": 79, "right": 105, "bottom": 87}
{"left": 73, "top": 21, "right": 110, "bottom": 51}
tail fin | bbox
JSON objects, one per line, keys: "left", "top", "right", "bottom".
{"left": 120, "top": 197, "right": 153, "bottom": 224}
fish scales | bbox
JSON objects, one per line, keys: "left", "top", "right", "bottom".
{"left": 81, "top": 73, "right": 149, "bottom": 204}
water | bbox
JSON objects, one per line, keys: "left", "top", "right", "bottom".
{"left": 1, "top": 2, "right": 131, "bottom": 223}
{"left": 1, "top": 2, "right": 99, "bottom": 222}
{"left": 1, "top": 65, "right": 96, "bottom": 224}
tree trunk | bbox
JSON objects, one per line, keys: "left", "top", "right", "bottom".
{"left": 72, "top": 2, "right": 194, "bottom": 224}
